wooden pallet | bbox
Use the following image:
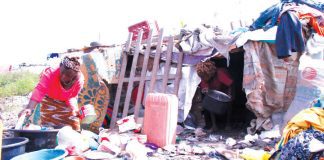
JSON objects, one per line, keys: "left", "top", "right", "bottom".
{"left": 109, "top": 29, "right": 184, "bottom": 128}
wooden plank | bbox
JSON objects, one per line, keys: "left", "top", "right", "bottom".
{"left": 134, "top": 30, "right": 153, "bottom": 121}
{"left": 161, "top": 36, "right": 174, "bottom": 93}
{"left": 149, "top": 29, "right": 164, "bottom": 93}
{"left": 122, "top": 30, "right": 143, "bottom": 118}
{"left": 230, "top": 22, "right": 234, "bottom": 30}
{"left": 174, "top": 51, "right": 184, "bottom": 95}
{"left": 239, "top": 20, "right": 243, "bottom": 27}
{"left": 110, "top": 32, "right": 133, "bottom": 128}
{"left": 123, "top": 74, "right": 176, "bottom": 82}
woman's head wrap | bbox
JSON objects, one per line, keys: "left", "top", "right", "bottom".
{"left": 61, "top": 56, "right": 81, "bottom": 72}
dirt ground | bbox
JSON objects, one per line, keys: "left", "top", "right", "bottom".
{"left": 0, "top": 96, "right": 29, "bottom": 137}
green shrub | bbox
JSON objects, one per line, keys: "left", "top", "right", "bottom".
{"left": 0, "top": 72, "right": 39, "bottom": 97}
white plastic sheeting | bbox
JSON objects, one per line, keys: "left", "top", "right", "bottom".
{"left": 144, "top": 63, "right": 201, "bottom": 122}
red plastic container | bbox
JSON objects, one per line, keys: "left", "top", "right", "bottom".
{"left": 128, "top": 21, "right": 159, "bottom": 41}
{"left": 143, "top": 93, "right": 178, "bottom": 148}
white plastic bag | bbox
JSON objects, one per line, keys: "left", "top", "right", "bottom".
{"left": 282, "top": 55, "right": 324, "bottom": 129}
{"left": 56, "top": 126, "right": 89, "bottom": 155}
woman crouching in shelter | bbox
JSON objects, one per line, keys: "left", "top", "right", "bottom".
{"left": 18, "top": 56, "right": 84, "bottom": 131}
{"left": 196, "top": 59, "right": 233, "bottom": 131}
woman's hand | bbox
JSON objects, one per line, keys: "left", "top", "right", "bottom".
{"left": 18, "top": 99, "right": 38, "bottom": 117}
{"left": 18, "top": 108, "right": 33, "bottom": 117}
{"left": 202, "top": 88, "right": 208, "bottom": 94}
{"left": 72, "top": 108, "right": 80, "bottom": 117}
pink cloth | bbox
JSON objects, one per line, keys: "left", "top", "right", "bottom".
{"left": 31, "top": 67, "right": 84, "bottom": 110}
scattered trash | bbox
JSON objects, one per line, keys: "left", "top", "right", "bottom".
{"left": 225, "top": 137, "right": 237, "bottom": 147}
{"left": 240, "top": 148, "right": 271, "bottom": 160}
{"left": 163, "top": 144, "right": 176, "bottom": 152}
{"left": 97, "top": 140, "right": 121, "bottom": 157}
{"left": 259, "top": 125, "right": 281, "bottom": 139}
{"left": 194, "top": 127, "right": 206, "bottom": 137}
{"left": 144, "top": 142, "right": 159, "bottom": 150}
{"left": 56, "top": 126, "right": 89, "bottom": 155}
{"left": 176, "top": 125, "right": 185, "bottom": 135}
{"left": 192, "top": 146, "right": 204, "bottom": 155}
{"left": 125, "top": 140, "right": 150, "bottom": 160}
{"left": 208, "top": 151, "right": 230, "bottom": 160}
{"left": 82, "top": 150, "right": 115, "bottom": 160}
{"left": 116, "top": 115, "right": 138, "bottom": 133}
{"left": 209, "top": 134, "right": 222, "bottom": 141}
{"left": 244, "top": 134, "right": 258, "bottom": 143}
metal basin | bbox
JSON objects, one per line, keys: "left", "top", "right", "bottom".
{"left": 203, "top": 90, "right": 232, "bottom": 115}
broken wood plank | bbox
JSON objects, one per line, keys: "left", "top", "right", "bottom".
{"left": 161, "top": 36, "right": 174, "bottom": 93}
{"left": 174, "top": 51, "right": 184, "bottom": 95}
{"left": 110, "top": 32, "right": 133, "bottom": 128}
{"left": 134, "top": 30, "right": 153, "bottom": 121}
{"left": 149, "top": 29, "right": 164, "bottom": 93}
{"left": 122, "top": 30, "right": 143, "bottom": 118}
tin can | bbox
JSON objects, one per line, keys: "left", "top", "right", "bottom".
{"left": 80, "top": 104, "right": 97, "bottom": 124}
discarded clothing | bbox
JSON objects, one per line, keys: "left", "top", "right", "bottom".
{"left": 178, "top": 25, "right": 239, "bottom": 66}
{"left": 275, "top": 128, "right": 324, "bottom": 160}
{"left": 279, "top": 3, "right": 324, "bottom": 36}
{"left": 282, "top": 0, "right": 324, "bottom": 12}
{"left": 276, "top": 11, "right": 305, "bottom": 59}
{"left": 278, "top": 107, "right": 324, "bottom": 149}
{"left": 300, "top": 12, "right": 324, "bottom": 36}
{"left": 249, "top": 3, "right": 282, "bottom": 31}
{"left": 235, "top": 26, "right": 277, "bottom": 47}
{"left": 306, "top": 33, "right": 324, "bottom": 59}
{"left": 250, "top": 0, "right": 324, "bottom": 31}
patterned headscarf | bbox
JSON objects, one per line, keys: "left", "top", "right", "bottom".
{"left": 61, "top": 56, "right": 81, "bottom": 72}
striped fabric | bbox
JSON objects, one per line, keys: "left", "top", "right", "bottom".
{"left": 26, "top": 96, "right": 80, "bottom": 131}
{"left": 40, "top": 96, "right": 80, "bottom": 131}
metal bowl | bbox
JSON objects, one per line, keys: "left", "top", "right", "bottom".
{"left": 203, "top": 90, "right": 232, "bottom": 115}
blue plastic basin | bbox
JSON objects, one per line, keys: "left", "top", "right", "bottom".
{"left": 11, "top": 149, "right": 67, "bottom": 160}
{"left": 1, "top": 137, "right": 29, "bottom": 160}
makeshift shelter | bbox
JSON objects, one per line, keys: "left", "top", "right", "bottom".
{"left": 98, "top": 0, "right": 324, "bottom": 135}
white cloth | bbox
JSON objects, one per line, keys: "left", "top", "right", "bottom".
{"left": 143, "top": 63, "right": 201, "bottom": 122}
{"left": 235, "top": 26, "right": 277, "bottom": 47}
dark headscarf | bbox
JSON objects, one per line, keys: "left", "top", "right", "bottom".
{"left": 60, "top": 56, "right": 81, "bottom": 72}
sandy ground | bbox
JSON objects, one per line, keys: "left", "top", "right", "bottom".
{"left": 0, "top": 96, "right": 29, "bottom": 137}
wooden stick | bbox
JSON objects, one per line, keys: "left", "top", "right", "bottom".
{"left": 134, "top": 30, "right": 153, "bottom": 121}
{"left": 123, "top": 74, "right": 176, "bottom": 82}
{"left": 122, "top": 30, "right": 143, "bottom": 118}
{"left": 174, "top": 51, "right": 184, "bottom": 95}
{"left": 149, "top": 29, "right": 164, "bottom": 93}
{"left": 110, "top": 32, "right": 133, "bottom": 128}
{"left": 161, "top": 36, "right": 174, "bottom": 93}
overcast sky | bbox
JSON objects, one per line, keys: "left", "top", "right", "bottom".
{"left": 0, "top": 0, "right": 279, "bottom": 65}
